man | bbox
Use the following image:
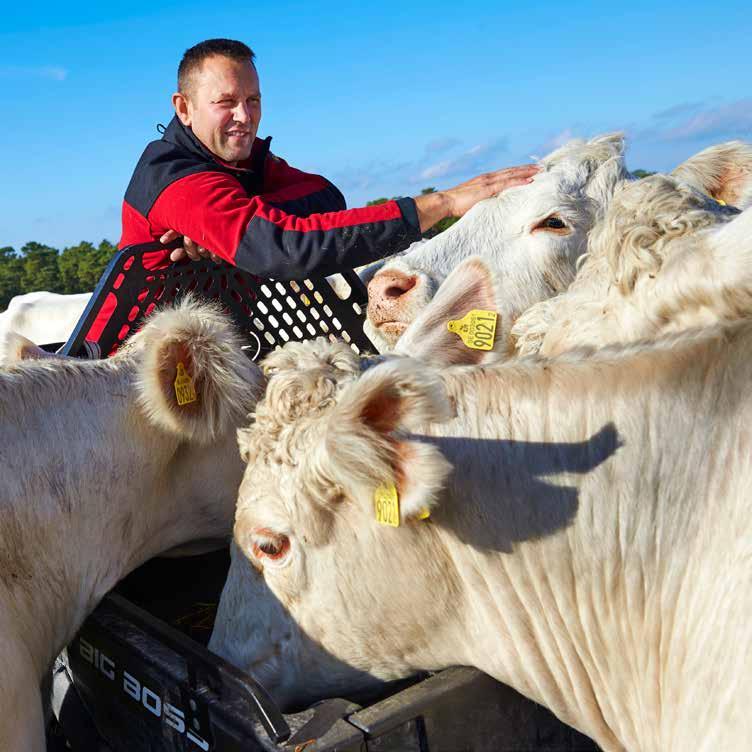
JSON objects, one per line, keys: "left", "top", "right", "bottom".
{"left": 87, "top": 39, "right": 536, "bottom": 344}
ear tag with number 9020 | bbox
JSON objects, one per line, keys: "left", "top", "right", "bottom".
{"left": 174, "top": 362, "right": 197, "bottom": 406}
{"left": 374, "top": 482, "right": 400, "bottom": 527}
{"left": 447, "top": 310, "right": 498, "bottom": 351}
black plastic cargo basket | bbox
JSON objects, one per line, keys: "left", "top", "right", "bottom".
{"left": 61, "top": 241, "right": 375, "bottom": 359}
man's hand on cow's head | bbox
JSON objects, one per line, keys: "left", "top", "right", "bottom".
{"left": 413, "top": 164, "right": 540, "bottom": 233}
{"left": 161, "top": 230, "right": 223, "bottom": 264}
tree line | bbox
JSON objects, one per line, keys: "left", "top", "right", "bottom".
{"left": 0, "top": 240, "right": 116, "bottom": 311}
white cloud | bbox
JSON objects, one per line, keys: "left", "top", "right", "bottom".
{"left": 651, "top": 102, "right": 703, "bottom": 121}
{"left": 636, "top": 99, "right": 752, "bottom": 143}
{"left": 329, "top": 135, "right": 513, "bottom": 204}
{"left": 530, "top": 128, "right": 580, "bottom": 160}
{"left": 415, "top": 139, "right": 509, "bottom": 183}
{"left": 424, "top": 136, "right": 462, "bottom": 155}
{"left": 0, "top": 65, "right": 68, "bottom": 81}
{"left": 657, "top": 99, "right": 752, "bottom": 141}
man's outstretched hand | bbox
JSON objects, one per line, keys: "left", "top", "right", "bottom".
{"left": 413, "top": 164, "right": 540, "bottom": 233}
{"left": 160, "top": 230, "right": 222, "bottom": 263}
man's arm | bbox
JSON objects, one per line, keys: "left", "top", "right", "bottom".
{"left": 261, "top": 153, "right": 347, "bottom": 216}
{"left": 153, "top": 170, "right": 422, "bottom": 279}
{"left": 160, "top": 164, "right": 539, "bottom": 273}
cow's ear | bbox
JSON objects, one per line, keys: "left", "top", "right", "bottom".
{"left": 394, "top": 257, "right": 503, "bottom": 367}
{"left": 0, "top": 331, "right": 56, "bottom": 365}
{"left": 136, "top": 299, "right": 264, "bottom": 444}
{"left": 326, "top": 359, "right": 453, "bottom": 520}
{"left": 672, "top": 141, "right": 752, "bottom": 209}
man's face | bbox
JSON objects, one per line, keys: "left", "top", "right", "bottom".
{"left": 175, "top": 55, "right": 261, "bottom": 165}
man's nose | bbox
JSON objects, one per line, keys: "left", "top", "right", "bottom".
{"left": 233, "top": 101, "right": 252, "bottom": 123}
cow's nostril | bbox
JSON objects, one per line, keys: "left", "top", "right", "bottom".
{"left": 382, "top": 276, "right": 417, "bottom": 299}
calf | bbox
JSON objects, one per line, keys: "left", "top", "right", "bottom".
{"left": 0, "top": 299, "right": 262, "bottom": 751}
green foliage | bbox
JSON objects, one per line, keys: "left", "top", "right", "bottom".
{"left": 0, "top": 240, "right": 115, "bottom": 311}
{"left": 632, "top": 169, "right": 656, "bottom": 179}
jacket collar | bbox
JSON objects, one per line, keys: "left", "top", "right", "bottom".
{"left": 162, "top": 115, "right": 257, "bottom": 172}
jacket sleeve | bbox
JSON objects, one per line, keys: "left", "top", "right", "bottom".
{"left": 148, "top": 170, "right": 422, "bottom": 280}
{"left": 261, "top": 153, "right": 347, "bottom": 216}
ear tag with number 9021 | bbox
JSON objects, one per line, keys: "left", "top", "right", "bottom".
{"left": 374, "top": 482, "right": 400, "bottom": 527}
{"left": 447, "top": 310, "right": 498, "bottom": 351}
{"left": 174, "top": 362, "right": 197, "bottom": 406}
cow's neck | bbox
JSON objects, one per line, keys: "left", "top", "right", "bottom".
{"left": 432, "top": 345, "right": 741, "bottom": 751}
{"left": 0, "top": 361, "right": 221, "bottom": 680}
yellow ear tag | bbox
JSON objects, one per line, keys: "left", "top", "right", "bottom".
{"left": 174, "top": 362, "right": 197, "bottom": 406}
{"left": 446, "top": 310, "right": 498, "bottom": 351}
{"left": 374, "top": 482, "right": 400, "bottom": 527}
{"left": 417, "top": 507, "right": 431, "bottom": 520}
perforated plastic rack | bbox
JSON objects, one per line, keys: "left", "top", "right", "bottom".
{"left": 61, "top": 241, "right": 376, "bottom": 359}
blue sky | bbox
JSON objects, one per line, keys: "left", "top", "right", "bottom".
{"left": 1, "top": 0, "right": 751, "bottom": 250}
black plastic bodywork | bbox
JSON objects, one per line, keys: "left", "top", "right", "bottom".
{"left": 61, "top": 241, "right": 373, "bottom": 359}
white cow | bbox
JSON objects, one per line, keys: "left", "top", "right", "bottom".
{"left": 365, "top": 133, "right": 630, "bottom": 353}
{"left": 0, "top": 299, "right": 262, "bottom": 751}
{"left": 0, "top": 291, "right": 90, "bottom": 347}
{"left": 210, "top": 310, "right": 752, "bottom": 751}
{"left": 365, "top": 138, "right": 752, "bottom": 356}
{"left": 512, "top": 176, "right": 752, "bottom": 357}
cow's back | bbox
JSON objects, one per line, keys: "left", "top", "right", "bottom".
{"left": 1, "top": 292, "right": 91, "bottom": 346}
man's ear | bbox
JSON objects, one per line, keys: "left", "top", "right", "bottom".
{"left": 325, "top": 359, "right": 453, "bottom": 521}
{"left": 172, "top": 91, "right": 192, "bottom": 127}
{"left": 136, "top": 298, "right": 264, "bottom": 444}
{"left": 395, "top": 257, "right": 504, "bottom": 367}
{"left": 672, "top": 141, "right": 752, "bottom": 209}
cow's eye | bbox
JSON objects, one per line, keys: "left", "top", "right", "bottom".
{"left": 533, "top": 215, "right": 569, "bottom": 233}
{"left": 252, "top": 530, "right": 290, "bottom": 561}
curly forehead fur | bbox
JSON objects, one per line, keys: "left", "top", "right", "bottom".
{"left": 539, "top": 132, "right": 631, "bottom": 219}
{"left": 260, "top": 337, "right": 361, "bottom": 377}
{"left": 239, "top": 339, "right": 362, "bottom": 466}
{"left": 591, "top": 174, "right": 738, "bottom": 294}
{"left": 541, "top": 132, "right": 625, "bottom": 170}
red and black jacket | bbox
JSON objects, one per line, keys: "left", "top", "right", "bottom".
{"left": 119, "top": 116, "right": 422, "bottom": 278}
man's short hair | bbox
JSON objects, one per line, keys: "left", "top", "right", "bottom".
{"left": 178, "top": 39, "right": 256, "bottom": 96}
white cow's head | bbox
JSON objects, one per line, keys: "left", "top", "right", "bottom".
{"left": 365, "top": 133, "right": 630, "bottom": 352}
{"left": 210, "top": 350, "right": 457, "bottom": 710}
{"left": 207, "top": 262, "right": 518, "bottom": 708}
{"left": 512, "top": 173, "right": 752, "bottom": 357}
